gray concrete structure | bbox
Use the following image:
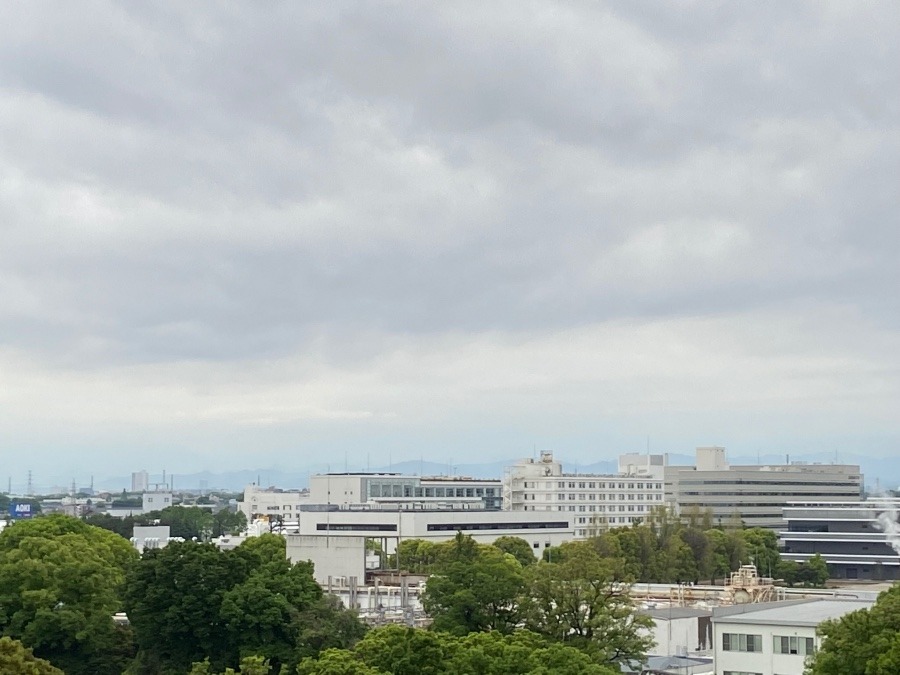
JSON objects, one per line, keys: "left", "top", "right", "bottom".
{"left": 666, "top": 447, "right": 863, "bottom": 529}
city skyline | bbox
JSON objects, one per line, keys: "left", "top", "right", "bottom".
{"left": 2, "top": 3, "right": 899, "bottom": 482}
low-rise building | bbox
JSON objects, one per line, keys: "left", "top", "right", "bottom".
{"left": 712, "top": 598, "right": 873, "bottom": 675}
{"left": 285, "top": 508, "right": 573, "bottom": 585}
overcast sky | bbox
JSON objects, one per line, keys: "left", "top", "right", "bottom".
{"left": 1, "top": 2, "right": 898, "bottom": 489}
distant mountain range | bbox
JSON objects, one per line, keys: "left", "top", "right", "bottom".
{"left": 99, "top": 450, "right": 898, "bottom": 492}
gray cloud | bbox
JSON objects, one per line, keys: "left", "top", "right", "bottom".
{"left": 1, "top": 1, "right": 898, "bottom": 484}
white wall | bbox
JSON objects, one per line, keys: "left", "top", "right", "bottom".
{"left": 713, "top": 621, "right": 816, "bottom": 675}
{"left": 286, "top": 534, "right": 368, "bottom": 586}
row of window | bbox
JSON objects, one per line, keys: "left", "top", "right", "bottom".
{"left": 721, "top": 633, "right": 815, "bottom": 656}
{"left": 679, "top": 479, "right": 858, "bottom": 486}
{"left": 561, "top": 504, "right": 649, "bottom": 513}
{"left": 522, "top": 481, "right": 663, "bottom": 490}
{"left": 427, "top": 521, "right": 569, "bottom": 532}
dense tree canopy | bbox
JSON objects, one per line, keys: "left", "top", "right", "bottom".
{"left": 0, "top": 515, "right": 137, "bottom": 675}
{"left": 297, "top": 627, "right": 618, "bottom": 675}
{"left": 124, "top": 534, "right": 364, "bottom": 674}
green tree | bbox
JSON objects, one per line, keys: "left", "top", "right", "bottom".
{"left": 0, "top": 515, "right": 137, "bottom": 675}
{"left": 706, "top": 528, "right": 745, "bottom": 583}
{"left": 445, "top": 630, "right": 617, "bottom": 675}
{"left": 140, "top": 505, "right": 215, "bottom": 540}
{"left": 797, "top": 553, "right": 829, "bottom": 588}
{"left": 492, "top": 536, "right": 537, "bottom": 567}
{"left": 294, "top": 595, "right": 368, "bottom": 661}
{"left": 524, "top": 542, "right": 653, "bottom": 665}
{"left": 740, "top": 528, "right": 780, "bottom": 577}
{"left": 220, "top": 537, "right": 323, "bottom": 668}
{"left": 0, "top": 636, "right": 63, "bottom": 675}
{"left": 125, "top": 540, "right": 245, "bottom": 673}
{"left": 422, "top": 534, "right": 527, "bottom": 635}
{"left": 296, "top": 648, "right": 386, "bottom": 675}
{"left": 807, "top": 584, "right": 900, "bottom": 675}
{"left": 353, "top": 625, "right": 452, "bottom": 675}
{"left": 189, "top": 655, "right": 273, "bottom": 674}
{"left": 392, "top": 539, "right": 442, "bottom": 572}
{"left": 125, "top": 535, "right": 365, "bottom": 674}
{"left": 775, "top": 559, "right": 800, "bottom": 587}
{"left": 213, "top": 510, "right": 248, "bottom": 538}
{"left": 83, "top": 512, "right": 136, "bottom": 539}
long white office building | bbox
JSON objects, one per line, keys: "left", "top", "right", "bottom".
{"left": 503, "top": 452, "right": 666, "bottom": 538}
{"left": 239, "top": 472, "right": 503, "bottom": 523}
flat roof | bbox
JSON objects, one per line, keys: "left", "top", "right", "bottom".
{"left": 715, "top": 599, "right": 873, "bottom": 627}
{"left": 641, "top": 607, "right": 712, "bottom": 620}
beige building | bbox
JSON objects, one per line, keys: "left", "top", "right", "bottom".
{"left": 503, "top": 452, "right": 666, "bottom": 538}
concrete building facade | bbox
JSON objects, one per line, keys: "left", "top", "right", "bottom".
{"left": 503, "top": 452, "right": 666, "bottom": 538}
{"left": 667, "top": 447, "right": 863, "bottom": 529}
{"left": 780, "top": 500, "right": 900, "bottom": 580}
{"left": 285, "top": 508, "right": 573, "bottom": 556}
{"left": 712, "top": 598, "right": 873, "bottom": 675}
{"left": 308, "top": 473, "right": 502, "bottom": 510}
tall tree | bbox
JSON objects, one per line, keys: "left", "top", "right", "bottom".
{"left": 524, "top": 542, "right": 654, "bottom": 666}
{"left": 422, "top": 534, "right": 527, "bottom": 635}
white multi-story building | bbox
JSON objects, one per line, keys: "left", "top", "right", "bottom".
{"left": 712, "top": 598, "right": 872, "bottom": 675}
{"left": 503, "top": 452, "right": 666, "bottom": 538}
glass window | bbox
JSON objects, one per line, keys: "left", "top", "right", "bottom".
{"left": 722, "top": 633, "right": 763, "bottom": 653}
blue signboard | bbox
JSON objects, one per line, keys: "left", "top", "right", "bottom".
{"left": 9, "top": 501, "right": 33, "bottom": 519}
